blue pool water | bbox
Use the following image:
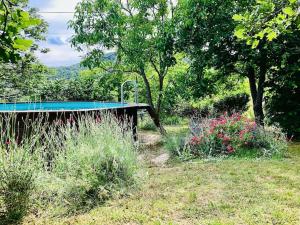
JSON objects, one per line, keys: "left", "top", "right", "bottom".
{"left": 0, "top": 102, "right": 128, "bottom": 111}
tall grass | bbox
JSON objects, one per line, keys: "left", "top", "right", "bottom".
{"left": 0, "top": 113, "right": 140, "bottom": 223}
{"left": 0, "top": 115, "right": 46, "bottom": 224}
{"left": 41, "top": 114, "right": 140, "bottom": 214}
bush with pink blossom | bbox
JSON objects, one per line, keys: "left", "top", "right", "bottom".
{"left": 168, "top": 113, "right": 288, "bottom": 159}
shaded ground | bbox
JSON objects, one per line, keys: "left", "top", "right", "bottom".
{"left": 138, "top": 131, "right": 170, "bottom": 167}
{"left": 24, "top": 127, "right": 300, "bottom": 225}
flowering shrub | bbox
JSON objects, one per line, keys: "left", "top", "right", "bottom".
{"left": 181, "top": 113, "right": 287, "bottom": 158}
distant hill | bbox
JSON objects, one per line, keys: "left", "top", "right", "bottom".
{"left": 52, "top": 63, "right": 82, "bottom": 80}
{"left": 51, "top": 52, "right": 116, "bottom": 80}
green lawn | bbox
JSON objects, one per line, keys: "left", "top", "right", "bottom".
{"left": 25, "top": 141, "right": 300, "bottom": 225}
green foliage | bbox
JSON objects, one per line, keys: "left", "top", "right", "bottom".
{"left": 0, "top": 62, "right": 49, "bottom": 101}
{"left": 51, "top": 53, "right": 116, "bottom": 80}
{"left": 194, "top": 92, "right": 250, "bottom": 116}
{"left": 70, "top": 0, "right": 176, "bottom": 72}
{"left": 162, "top": 115, "right": 183, "bottom": 126}
{"left": 38, "top": 71, "right": 122, "bottom": 102}
{"left": 51, "top": 64, "right": 83, "bottom": 80}
{"left": 265, "top": 72, "right": 300, "bottom": 138}
{"left": 175, "top": 0, "right": 253, "bottom": 74}
{"left": 176, "top": 0, "right": 299, "bottom": 129}
{"left": 0, "top": 148, "right": 38, "bottom": 224}
{"left": 151, "top": 53, "right": 249, "bottom": 118}
{"left": 164, "top": 133, "right": 186, "bottom": 158}
{"left": 175, "top": 91, "right": 250, "bottom": 117}
{"left": 233, "top": 0, "right": 300, "bottom": 48}
{"left": 0, "top": 1, "right": 47, "bottom": 102}
{"left": 139, "top": 115, "right": 157, "bottom": 131}
{"left": 0, "top": 0, "right": 44, "bottom": 62}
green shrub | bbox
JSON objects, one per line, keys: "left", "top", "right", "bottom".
{"left": 162, "top": 115, "right": 183, "bottom": 126}
{"left": 169, "top": 113, "right": 287, "bottom": 160}
{"left": 164, "top": 133, "right": 186, "bottom": 156}
{"left": 139, "top": 115, "right": 157, "bottom": 131}
{"left": 176, "top": 92, "right": 250, "bottom": 117}
{"left": 211, "top": 93, "right": 249, "bottom": 115}
{"left": 265, "top": 73, "right": 300, "bottom": 139}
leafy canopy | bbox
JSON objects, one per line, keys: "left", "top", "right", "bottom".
{"left": 233, "top": 0, "right": 300, "bottom": 48}
{"left": 0, "top": 0, "right": 42, "bottom": 62}
{"left": 70, "top": 0, "right": 176, "bottom": 74}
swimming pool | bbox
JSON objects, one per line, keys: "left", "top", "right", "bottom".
{"left": 0, "top": 102, "right": 151, "bottom": 139}
{"left": 0, "top": 102, "right": 128, "bottom": 112}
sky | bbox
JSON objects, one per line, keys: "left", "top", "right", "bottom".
{"left": 29, "top": 0, "right": 82, "bottom": 67}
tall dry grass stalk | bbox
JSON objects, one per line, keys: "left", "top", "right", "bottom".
{"left": 0, "top": 112, "right": 140, "bottom": 222}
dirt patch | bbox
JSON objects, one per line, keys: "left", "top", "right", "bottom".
{"left": 150, "top": 153, "right": 170, "bottom": 166}
{"left": 139, "top": 132, "right": 162, "bottom": 146}
{"left": 138, "top": 131, "right": 170, "bottom": 167}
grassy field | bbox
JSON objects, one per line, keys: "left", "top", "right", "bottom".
{"left": 24, "top": 127, "right": 300, "bottom": 225}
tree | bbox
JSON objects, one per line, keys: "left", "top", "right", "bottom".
{"left": 265, "top": 65, "right": 300, "bottom": 138}
{"left": 39, "top": 70, "right": 123, "bottom": 102}
{"left": 176, "top": 0, "right": 299, "bottom": 127}
{"left": 233, "top": 0, "right": 300, "bottom": 48}
{"left": 0, "top": 1, "right": 48, "bottom": 101}
{"left": 176, "top": 0, "right": 265, "bottom": 121}
{"left": 0, "top": 62, "right": 49, "bottom": 101}
{"left": 0, "top": 0, "right": 43, "bottom": 62}
{"left": 70, "top": 0, "right": 178, "bottom": 134}
{"left": 232, "top": 0, "right": 300, "bottom": 134}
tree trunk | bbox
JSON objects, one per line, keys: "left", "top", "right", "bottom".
{"left": 255, "top": 63, "right": 266, "bottom": 126}
{"left": 147, "top": 105, "right": 166, "bottom": 135}
{"left": 139, "top": 68, "right": 166, "bottom": 135}
{"left": 247, "top": 65, "right": 265, "bottom": 126}
{"left": 156, "top": 76, "right": 164, "bottom": 116}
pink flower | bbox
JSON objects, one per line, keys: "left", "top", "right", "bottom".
{"left": 217, "top": 133, "right": 224, "bottom": 138}
{"left": 239, "top": 130, "right": 247, "bottom": 140}
{"left": 190, "top": 136, "right": 201, "bottom": 145}
{"left": 95, "top": 116, "right": 101, "bottom": 123}
{"left": 230, "top": 113, "right": 242, "bottom": 121}
{"left": 67, "top": 115, "right": 75, "bottom": 124}
{"left": 54, "top": 119, "right": 64, "bottom": 126}
{"left": 209, "top": 119, "right": 218, "bottom": 128}
{"left": 5, "top": 140, "right": 11, "bottom": 145}
{"left": 222, "top": 136, "right": 231, "bottom": 145}
{"left": 227, "top": 145, "right": 234, "bottom": 153}
{"left": 219, "top": 118, "right": 227, "bottom": 125}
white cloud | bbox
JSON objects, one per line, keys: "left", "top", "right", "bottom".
{"left": 29, "top": 0, "right": 82, "bottom": 67}
{"left": 37, "top": 43, "right": 82, "bottom": 67}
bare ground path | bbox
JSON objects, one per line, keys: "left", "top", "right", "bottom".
{"left": 138, "top": 131, "right": 170, "bottom": 167}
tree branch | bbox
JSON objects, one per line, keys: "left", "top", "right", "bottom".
{"left": 1, "top": 0, "right": 9, "bottom": 37}
{"left": 149, "top": 56, "right": 161, "bottom": 76}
